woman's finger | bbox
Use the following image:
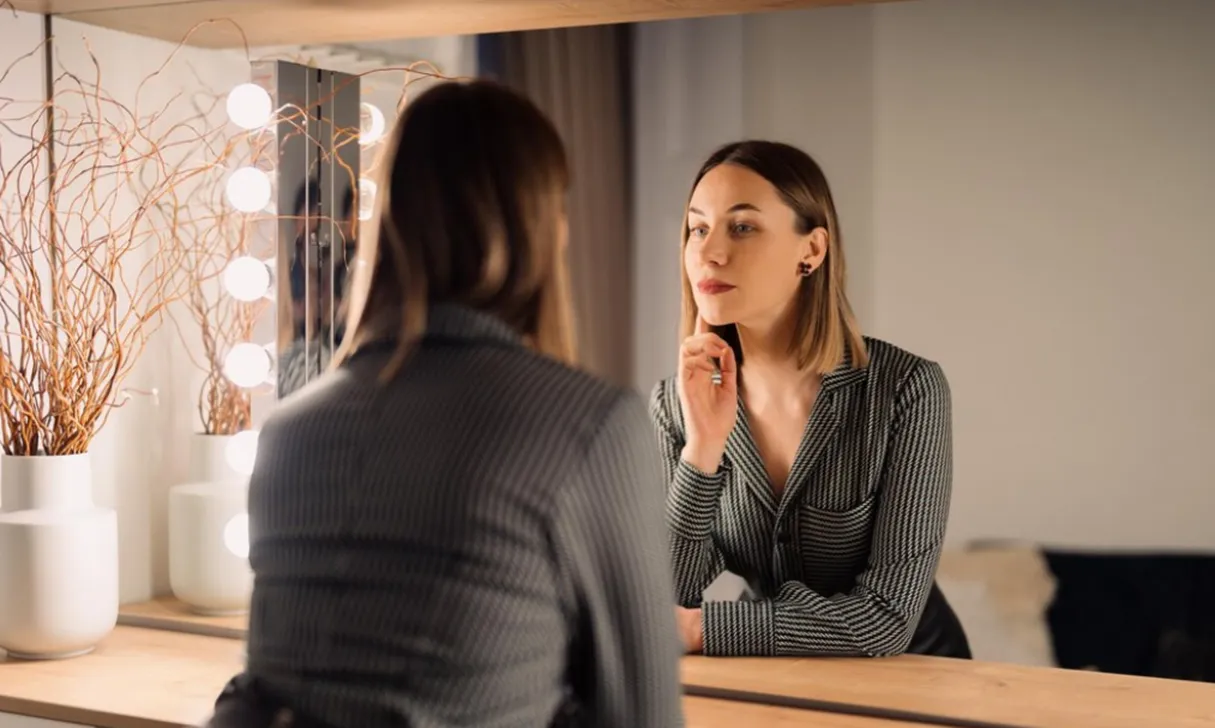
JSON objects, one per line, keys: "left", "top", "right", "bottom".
{"left": 681, "top": 334, "right": 730, "bottom": 358}
{"left": 680, "top": 355, "right": 719, "bottom": 377}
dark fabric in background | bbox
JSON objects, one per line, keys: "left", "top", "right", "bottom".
{"left": 1045, "top": 551, "right": 1215, "bottom": 683}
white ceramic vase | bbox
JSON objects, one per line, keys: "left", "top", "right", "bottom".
{"left": 187, "top": 433, "right": 244, "bottom": 483}
{"left": 168, "top": 434, "right": 252, "bottom": 616}
{"left": 168, "top": 479, "right": 252, "bottom": 616}
{"left": 0, "top": 454, "right": 119, "bottom": 660}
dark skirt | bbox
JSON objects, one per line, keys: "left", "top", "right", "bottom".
{"left": 907, "top": 581, "right": 972, "bottom": 659}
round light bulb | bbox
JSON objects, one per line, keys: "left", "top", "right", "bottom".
{"left": 359, "top": 102, "right": 386, "bottom": 146}
{"left": 225, "top": 167, "right": 272, "bottom": 213}
{"left": 225, "top": 430, "right": 260, "bottom": 477}
{"left": 222, "top": 256, "right": 271, "bottom": 301}
{"left": 223, "top": 513, "right": 250, "bottom": 559}
{"left": 226, "top": 83, "right": 272, "bottom": 131}
{"left": 223, "top": 342, "right": 272, "bottom": 388}
{"left": 358, "top": 177, "right": 377, "bottom": 221}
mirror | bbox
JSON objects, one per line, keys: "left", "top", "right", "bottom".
{"left": 84, "top": 0, "right": 1212, "bottom": 689}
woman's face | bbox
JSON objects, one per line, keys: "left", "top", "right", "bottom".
{"left": 684, "top": 163, "right": 825, "bottom": 332}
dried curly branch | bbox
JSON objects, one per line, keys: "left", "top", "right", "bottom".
{"left": 0, "top": 15, "right": 460, "bottom": 452}
{"left": 0, "top": 27, "right": 250, "bottom": 456}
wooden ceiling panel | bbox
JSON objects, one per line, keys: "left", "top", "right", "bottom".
{"left": 9, "top": 0, "right": 169, "bottom": 12}
{"left": 50, "top": 0, "right": 905, "bottom": 49}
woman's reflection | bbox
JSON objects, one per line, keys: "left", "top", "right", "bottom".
{"left": 653, "top": 140, "right": 971, "bottom": 659}
{"left": 277, "top": 177, "right": 356, "bottom": 397}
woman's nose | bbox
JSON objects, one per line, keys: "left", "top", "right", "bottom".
{"left": 697, "top": 229, "right": 728, "bottom": 266}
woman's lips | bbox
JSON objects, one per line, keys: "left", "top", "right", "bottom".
{"left": 697, "top": 280, "right": 736, "bottom": 295}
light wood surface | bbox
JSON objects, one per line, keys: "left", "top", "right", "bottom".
{"left": 5, "top": 625, "right": 1214, "bottom": 728}
{"left": 117, "top": 598, "right": 247, "bottom": 640}
{"left": 0, "top": 626, "right": 243, "bottom": 728}
{"left": 683, "top": 655, "right": 1215, "bottom": 728}
{"left": 0, "top": 626, "right": 876, "bottom": 728}
{"left": 13, "top": 0, "right": 909, "bottom": 49}
{"left": 683, "top": 697, "right": 924, "bottom": 727}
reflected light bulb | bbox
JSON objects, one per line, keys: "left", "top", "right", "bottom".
{"left": 223, "top": 343, "right": 272, "bottom": 388}
{"left": 226, "top": 83, "right": 272, "bottom": 130}
{"left": 359, "top": 178, "right": 377, "bottom": 221}
{"left": 223, "top": 513, "right": 250, "bottom": 559}
{"left": 226, "top": 167, "right": 272, "bottom": 213}
{"left": 222, "top": 256, "right": 271, "bottom": 302}
{"left": 225, "top": 430, "right": 260, "bottom": 477}
{"left": 359, "top": 102, "right": 386, "bottom": 146}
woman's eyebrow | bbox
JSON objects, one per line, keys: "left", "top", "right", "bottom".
{"left": 688, "top": 202, "right": 761, "bottom": 216}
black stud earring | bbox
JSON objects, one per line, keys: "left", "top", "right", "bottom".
{"left": 797, "top": 261, "right": 813, "bottom": 277}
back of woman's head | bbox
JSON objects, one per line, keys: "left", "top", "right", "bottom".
{"left": 338, "top": 80, "right": 575, "bottom": 377}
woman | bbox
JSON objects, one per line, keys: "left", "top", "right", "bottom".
{"left": 208, "top": 81, "right": 684, "bottom": 728}
{"left": 652, "top": 140, "right": 970, "bottom": 659}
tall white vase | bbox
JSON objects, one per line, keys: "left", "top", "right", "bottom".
{"left": 0, "top": 454, "right": 119, "bottom": 660}
{"left": 168, "top": 433, "right": 253, "bottom": 616}
{"left": 187, "top": 433, "right": 244, "bottom": 483}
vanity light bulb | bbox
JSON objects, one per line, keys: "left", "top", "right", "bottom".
{"left": 223, "top": 513, "right": 250, "bottom": 559}
{"left": 223, "top": 342, "right": 272, "bottom": 388}
{"left": 226, "top": 83, "right": 272, "bottom": 131}
{"left": 225, "top": 430, "right": 260, "bottom": 477}
{"left": 359, "top": 177, "right": 377, "bottom": 221}
{"left": 222, "top": 256, "right": 271, "bottom": 301}
{"left": 226, "top": 167, "right": 272, "bottom": 213}
{"left": 359, "top": 102, "right": 386, "bottom": 146}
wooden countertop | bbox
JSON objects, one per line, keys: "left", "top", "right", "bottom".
{"left": 683, "top": 655, "right": 1215, "bottom": 728}
{"left": 4, "top": 625, "right": 1214, "bottom": 728}
{"left": 0, "top": 627, "right": 896, "bottom": 728}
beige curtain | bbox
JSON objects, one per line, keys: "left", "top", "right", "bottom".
{"left": 495, "top": 26, "right": 633, "bottom": 388}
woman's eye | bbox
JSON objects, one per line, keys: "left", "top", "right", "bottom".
{"left": 688, "top": 225, "right": 708, "bottom": 238}
{"left": 732, "top": 223, "right": 756, "bottom": 235}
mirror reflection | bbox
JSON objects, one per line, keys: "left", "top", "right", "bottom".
{"left": 61, "top": 0, "right": 1211, "bottom": 692}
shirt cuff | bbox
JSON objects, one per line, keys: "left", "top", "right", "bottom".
{"left": 666, "top": 459, "right": 728, "bottom": 540}
{"left": 701, "top": 599, "right": 777, "bottom": 657}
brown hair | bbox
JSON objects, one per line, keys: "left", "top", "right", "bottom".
{"left": 680, "top": 140, "right": 867, "bottom": 373}
{"left": 335, "top": 80, "right": 576, "bottom": 379}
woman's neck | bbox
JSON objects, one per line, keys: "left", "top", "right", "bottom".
{"left": 736, "top": 318, "right": 820, "bottom": 409}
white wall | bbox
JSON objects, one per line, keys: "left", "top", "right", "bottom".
{"left": 0, "top": 11, "right": 47, "bottom": 410}
{"left": 633, "top": 0, "right": 1215, "bottom": 551}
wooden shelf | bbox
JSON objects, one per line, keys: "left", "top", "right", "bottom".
{"left": 0, "top": 626, "right": 897, "bottom": 728}
{"left": 117, "top": 597, "right": 247, "bottom": 640}
{"left": 13, "top": 0, "right": 908, "bottom": 49}
{"left": 682, "top": 654, "right": 1215, "bottom": 728}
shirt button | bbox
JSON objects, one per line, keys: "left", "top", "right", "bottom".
{"left": 777, "top": 529, "right": 791, "bottom": 545}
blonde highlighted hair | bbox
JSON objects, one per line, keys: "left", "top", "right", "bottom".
{"left": 680, "top": 140, "right": 867, "bottom": 373}
{"left": 335, "top": 80, "right": 576, "bottom": 379}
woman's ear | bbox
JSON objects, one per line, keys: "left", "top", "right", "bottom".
{"left": 801, "top": 226, "right": 829, "bottom": 268}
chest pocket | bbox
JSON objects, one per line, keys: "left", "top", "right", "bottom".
{"left": 796, "top": 494, "right": 876, "bottom": 589}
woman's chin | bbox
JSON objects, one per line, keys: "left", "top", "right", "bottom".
{"left": 697, "top": 306, "right": 734, "bottom": 329}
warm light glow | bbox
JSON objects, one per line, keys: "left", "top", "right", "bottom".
{"left": 226, "top": 84, "right": 272, "bottom": 131}
{"left": 225, "top": 167, "right": 272, "bottom": 213}
{"left": 225, "top": 430, "right": 260, "bottom": 477}
{"left": 359, "top": 102, "right": 386, "bottom": 146}
{"left": 223, "top": 343, "right": 272, "bottom": 388}
{"left": 223, "top": 513, "right": 250, "bottom": 559}
{"left": 222, "top": 256, "right": 272, "bottom": 302}
{"left": 359, "top": 177, "right": 377, "bottom": 221}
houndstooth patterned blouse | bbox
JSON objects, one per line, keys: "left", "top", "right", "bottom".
{"left": 650, "top": 337, "right": 960, "bottom": 658}
{"left": 240, "top": 304, "right": 685, "bottom": 728}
